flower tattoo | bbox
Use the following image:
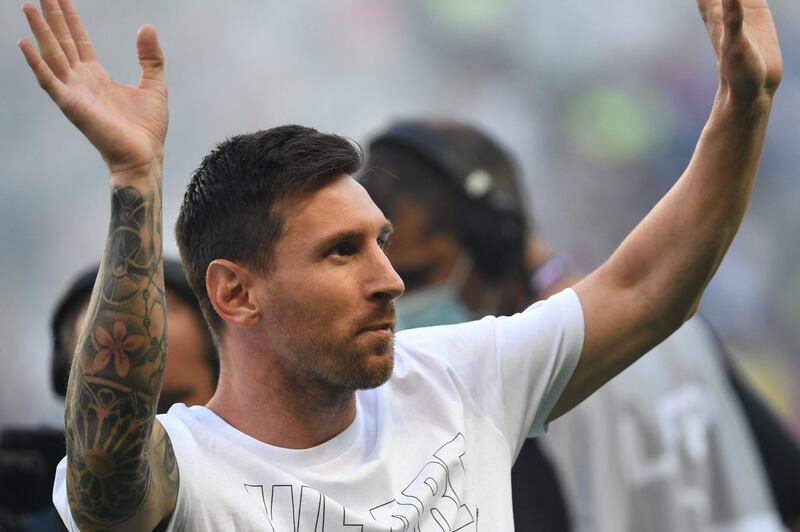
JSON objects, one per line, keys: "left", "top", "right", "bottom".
{"left": 92, "top": 320, "right": 144, "bottom": 377}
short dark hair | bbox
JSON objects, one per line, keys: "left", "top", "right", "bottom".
{"left": 175, "top": 125, "right": 362, "bottom": 341}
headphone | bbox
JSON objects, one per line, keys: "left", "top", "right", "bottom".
{"left": 368, "top": 121, "right": 528, "bottom": 278}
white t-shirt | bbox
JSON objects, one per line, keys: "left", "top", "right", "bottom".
{"left": 53, "top": 288, "right": 583, "bottom": 531}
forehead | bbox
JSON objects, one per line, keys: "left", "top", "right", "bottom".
{"left": 281, "top": 175, "right": 387, "bottom": 243}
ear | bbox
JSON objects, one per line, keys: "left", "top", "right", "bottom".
{"left": 206, "top": 259, "right": 261, "bottom": 329}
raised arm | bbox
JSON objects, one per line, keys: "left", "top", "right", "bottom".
{"left": 20, "top": 0, "right": 176, "bottom": 528}
{"left": 550, "top": 0, "right": 783, "bottom": 419}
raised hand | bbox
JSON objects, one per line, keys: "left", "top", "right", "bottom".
{"left": 557, "top": 0, "right": 782, "bottom": 423}
{"left": 19, "top": 2, "right": 178, "bottom": 528}
{"left": 697, "top": 0, "right": 783, "bottom": 100}
{"left": 19, "top": 0, "right": 168, "bottom": 180}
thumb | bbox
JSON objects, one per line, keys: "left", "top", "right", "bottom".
{"left": 136, "top": 25, "right": 165, "bottom": 89}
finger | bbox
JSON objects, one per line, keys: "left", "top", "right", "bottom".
{"left": 18, "top": 38, "right": 67, "bottom": 103}
{"left": 696, "top": 0, "right": 711, "bottom": 25}
{"left": 722, "top": 0, "right": 744, "bottom": 38}
{"left": 136, "top": 25, "right": 165, "bottom": 90}
{"left": 58, "top": 0, "right": 97, "bottom": 62}
{"left": 22, "top": 3, "right": 70, "bottom": 80}
{"left": 41, "top": 0, "right": 79, "bottom": 66}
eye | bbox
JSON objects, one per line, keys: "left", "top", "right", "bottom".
{"left": 377, "top": 235, "right": 391, "bottom": 250}
{"left": 329, "top": 241, "right": 358, "bottom": 257}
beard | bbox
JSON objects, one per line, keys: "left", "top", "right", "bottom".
{"left": 324, "top": 334, "right": 395, "bottom": 390}
{"left": 274, "top": 306, "right": 397, "bottom": 392}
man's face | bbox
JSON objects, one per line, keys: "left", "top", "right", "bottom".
{"left": 254, "top": 175, "right": 404, "bottom": 390}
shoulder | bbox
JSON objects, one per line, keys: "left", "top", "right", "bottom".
{"left": 156, "top": 404, "right": 205, "bottom": 457}
{"left": 396, "top": 288, "right": 581, "bottom": 353}
{"left": 154, "top": 404, "right": 206, "bottom": 484}
{"left": 148, "top": 405, "right": 208, "bottom": 532}
{"left": 157, "top": 403, "right": 197, "bottom": 430}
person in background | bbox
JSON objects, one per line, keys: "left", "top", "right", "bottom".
{"left": 363, "top": 119, "right": 800, "bottom": 532}
{"left": 50, "top": 257, "right": 219, "bottom": 413}
{"left": 0, "top": 257, "right": 217, "bottom": 531}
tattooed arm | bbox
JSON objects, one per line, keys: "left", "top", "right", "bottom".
{"left": 63, "top": 182, "right": 177, "bottom": 530}
{"left": 20, "top": 0, "right": 176, "bottom": 529}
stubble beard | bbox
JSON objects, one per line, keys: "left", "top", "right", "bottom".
{"left": 324, "top": 334, "right": 395, "bottom": 390}
{"left": 286, "top": 325, "right": 396, "bottom": 394}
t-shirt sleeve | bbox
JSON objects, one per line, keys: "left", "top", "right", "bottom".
{"left": 397, "top": 288, "right": 584, "bottom": 456}
{"left": 157, "top": 411, "right": 193, "bottom": 532}
{"left": 52, "top": 456, "right": 79, "bottom": 531}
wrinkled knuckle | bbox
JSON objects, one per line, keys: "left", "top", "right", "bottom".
{"left": 140, "top": 58, "right": 161, "bottom": 67}
{"left": 42, "top": 49, "right": 65, "bottom": 62}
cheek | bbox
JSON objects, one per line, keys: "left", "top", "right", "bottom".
{"left": 278, "top": 268, "right": 361, "bottom": 320}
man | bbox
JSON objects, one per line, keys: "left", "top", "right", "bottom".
{"left": 17, "top": 0, "right": 782, "bottom": 529}
{"left": 363, "top": 119, "right": 800, "bottom": 531}
{"left": 50, "top": 258, "right": 218, "bottom": 413}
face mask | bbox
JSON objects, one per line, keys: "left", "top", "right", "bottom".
{"left": 395, "top": 258, "right": 479, "bottom": 330}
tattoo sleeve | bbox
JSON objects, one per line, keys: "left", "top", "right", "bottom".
{"left": 64, "top": 183, "right": 176, "bottom": 529}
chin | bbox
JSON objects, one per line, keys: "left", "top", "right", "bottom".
{"left": 324, "top": 336, "right": 395, "bottom": 391}
{"left": 350, "top": 341, "right": 395, "bottom": 390}
{"left": 358, "top": 355, "right": 395, "bottom": 390}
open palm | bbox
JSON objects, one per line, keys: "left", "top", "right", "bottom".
{"left": 697, "top": 0, "right": 783, "bottom": 97}
{"left": 20, "top": 0, "right": 167, "bottom": 178}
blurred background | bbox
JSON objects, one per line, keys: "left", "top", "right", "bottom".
{"left": 1, "top": 0, "right": 797, "bottom": 434}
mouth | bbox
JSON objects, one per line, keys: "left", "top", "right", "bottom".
{"left": 359, "top": 321, "right": 395, "bottom": 334}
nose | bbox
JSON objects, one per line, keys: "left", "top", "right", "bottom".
{"left": 368, "top": 246, "right": 405, "bottom": 303}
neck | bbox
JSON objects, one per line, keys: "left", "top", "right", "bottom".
{"left": 206, "top": 337, "right": 357, "bottom": 450}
